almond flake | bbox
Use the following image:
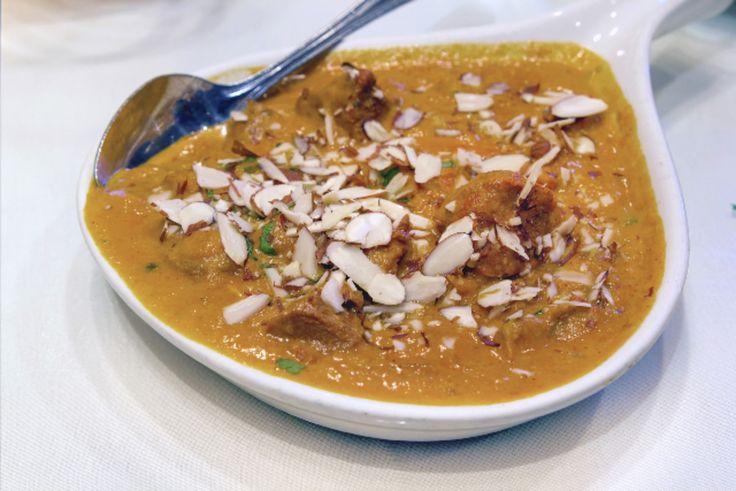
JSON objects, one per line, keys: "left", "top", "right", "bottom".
{"left": 272, "top": 201, "right": 313, "bottom": 226}
{"left": 344, "top": 212, "right": 392, "bottom": 248}
{"left": 193, "top": 163, "right": 230, "bottom": 189}
{"left": 460, "top": 72, "right": 482, "bottom": 87}
{"left": 455, "top": 93, "right": 493, "bottom": 112}
{"left": 257, "top": 157, "right": 289, "bottom": 184}
{"left": 439, "top": 215, "right": 474, "bottom": 243}
{"left": 215, "top": 212, "right": 247, "bottom": 265}
{"left": 440, "top": 306, "right": 478, "bottom": 328}
{"left": 422, "top": 233, "right": 474, "bottom": 276}
{"left": 226, "top": 211, "right": 253, "bottom": 233}
{"left": 456, "top": 148, "right": 482, "bottom": 167}
{"left": 554, "top": 270, "right": 592, "bottom": 285}
{"left": 152, "top": 198, "right": 186, "bottom": 224}
{"left": 294, "top": 227, "right": 318, "bottom": 279}
{"left": 179, "top": 202, "right": 215, "bottom": 233}
{"left": 435, "top": 128, "right": 462, "bottom": 137}
{"left": 571, "top": 135, "right": 596, "bottom": 155}
{"left": 223, "top": 294, "right": 270, "bottom": 325}
{"left": 476, "top": 154, "right": 529, "bottom": 173}
{"left": 324, "top": 186, "right": 385, "bottom": 203}
{"left": 228, "top": 178, "right": 259, "bottom": 209}
{"left": 552, "top": 95, "right": 608, "bottom": 118}
{"left": 363, "top": 120, "right": 392, "bottom": 142}
{"left": 325, "top": 242, "right": 405, "bottom": 305}
{"left": 519, "top": 145, "right": 561, "bottom": 201}
{"left": 496, "top": 226, "right": 529, "bottom": 260}
{"left": 320, "top": 270, "right": 346, "bottom": 313}
{"left": 477, "top": 280, "right": 512, "bottom": 307}
{"left": 252, "top": 184, "right": 294, "bottom": 216}
{"left": 402, "top": 272, "right": 447, "bottom": 303}
{"left": 412, "top": 153, "right": 442, "bottom": 184}
{"left": 393, "top": 107, "right": 424, "bottom": 130}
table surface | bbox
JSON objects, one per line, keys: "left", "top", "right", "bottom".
{"left": 2, "top": 1, "right": 735, "bottom": 489}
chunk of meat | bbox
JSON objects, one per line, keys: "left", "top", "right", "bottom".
{"left": 334, "top": 63, "right": 388, "bottom": 137}
{"left": 166, "top": 230, "right": 238, "bottom": 277}
{"left": 294, "top": 64, "right": 389, "bottom": 140}
{"left": 445, "top": 170, "right": 557, "bottom": 238}
{"left": 265, "top": 291, "right": 363, "bottom": 352}
{"left": 366, "top": 241, "right": 406, "bottom": 274}
{"left": 474, "top": 240, "right": 525, "bottom": 279}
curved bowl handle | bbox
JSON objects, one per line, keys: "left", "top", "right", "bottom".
{"left": 653, "top": 0, "right": 732, "bottom": 38}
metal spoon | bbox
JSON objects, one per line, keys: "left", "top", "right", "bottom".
{"left": 94, "top": 0, "right": 411, "bottom": 185}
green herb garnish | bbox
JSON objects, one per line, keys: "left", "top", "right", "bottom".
{"left": 145, "top": 263, "right": 158, "bottom": 272}
{"left": 398, "top": 197, "right": 411, "bottom": 203}
{"left": 206, "top": 189, "right": 215, "bottom": 199}
{"left": 259, "top": 222, "right": 277, "bottom": 256}
{"left": 380, "top": 166, "right": 401, "bottom": 186}
{"left": 275, "top": 358, "right": 306, "bottom": 374}
{"left": 534, "top": 309, "right": 544, "bottom": 317}
{"left": 442, "top": 160, "right": 454, "bottom": 169}
{"left": 625, "top": 216, "right": 639, "bottom": 226}
{"left": 245, "top": 237, "right": 257, "bottom": 260}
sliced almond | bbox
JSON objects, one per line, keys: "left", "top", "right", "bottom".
{"left": 257, "top": 157, "right": 289, "bottom": 184}
{"left": 321, "top": 270, "right": 346, "bottom": 313}
{"left": 554, "top": 270, "right": 593, "bottom": 285}
{"left": 477, "top": 279, "right": 512, "bottom": 307}
{"left": 456, "top": 148, "right": 482, "bottom": 167}
{"left": 439, "top": 216, "right": 473, "bottom": 243}
{"left": 422, "top": 233, "right": 474, "bottom": 276}
{"left": 412, "top": 153, "right": 441, "bottom": 184}
{"left": 435, "top": 128, "right": 462, "bottom": 137}
{"left": 460, "top": 72, "right": 481, "bottom": 87}
{"left": 519, "top": 145, "right": 561, "bottom": 201}
{"left": 385, "top": 172, "right": 409, "bottom": 198}
{"left": 363, "top": 120, "right": 392, "bottom": 142}
{"left": 440, "top": 305, "right": 478, "bottom": 328}
{"left": 223, "top": 294, "right": 270, "bottom": 325}
{"left": 225, "top": 211, "right": 253, "bottom": 233}
{"left": 324, "top": 186, "right": 385, "bottom": 203}
{"left": 570, "top": 135, "right": 596, "bottom": 155}
{"left": 325, "top": 242, "right": 405, "bottom": 305}
{"left": 310, "top": 202, "right": 362, "bottom": 232}
{"left": 193, "top": 163, "right": 230, "bottom": 189}
{"left": 344, "top": 212, "right": 393, "bottom": 248}
{"left": 393, "top": 107, "right": 424, "bottom": 130}
{"left": 292, "top": 192, "right": 313, "bottom": 215}
{"left": 454, "top": 93, "right": 493, "bottom": 112}
{"left": 496, "top": 225, "right": 529, "bottom": 260}
{"left": 476, "top": 154, "right": 529, "bottom": 173}
{"left": 228, "top": 178, "right": 259, "bottom": 208}
{"left": 511, "top": 286, "right": 542, "bottom": 301}
{"left": 179, "top": 202, "right": 215, "bottom": 233}
{"left": 368, "top": 273, "right": 406, "bottom": 306}
{"left": 215, "top": 212, "right": 247, "bottom": 265}
{"left": 551, "top": 95, "right": 608, "bottom": 118}
{"left": 152, "top": 198, "right": 186, "bottom": 224}
{"left": 294, "top": 227, "right": 319, "bottom": 279}
{"left": 252, "top": 184, "right": 294, "bottom": 216}
{"left": 402, "top": 272, "right": 447, "bottom": 303}
{"left": 272, "top": 201, "right": 313, "bottom": 226}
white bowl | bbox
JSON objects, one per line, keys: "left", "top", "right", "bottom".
{"left": 78, "top": 0, "right": 728, "bottom": 441}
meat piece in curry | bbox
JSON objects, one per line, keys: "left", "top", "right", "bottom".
{"left": 85, "top": 43, "right": 665, "bottom": 405}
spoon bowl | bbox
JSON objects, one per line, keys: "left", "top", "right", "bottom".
{"left": 93, "top": 0, "right": 411, "bottom": 185}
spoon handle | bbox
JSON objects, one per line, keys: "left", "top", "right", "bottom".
{"left": 227, "top": 0, "right": 412, "bottom": 100}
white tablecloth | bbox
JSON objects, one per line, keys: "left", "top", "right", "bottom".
{"left": 2, "top": 1, "right": 735, "bottom": 489}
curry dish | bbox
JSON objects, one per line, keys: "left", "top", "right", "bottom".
{"left": 85, "top": 43, "right": 665, "bottom": 404}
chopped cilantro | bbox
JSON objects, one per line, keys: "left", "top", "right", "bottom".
{"left": 380, "top": 166, "right": 401, "bottom": 186}
{"left": 259, "top": 222, "right": 277, "bottom": 256}
{"left": 624, "top": 216, "right": 639, "bottom": 226}
{"left": 245, "top": 237, "right": 257, "bottom": 260}
{"left": 534, "top": 309, "right": 544, "bottom": 317}
{"left": 244, "top": 155, "right": 258, "bottom": 163}
{"left": 442, "top": 160, "right": 454, "bottom": 169}
{"left": 275, "top": 358, "right": 305, "bottom": 374}
{"left": 398, "top": 197, "right": 411, "bottom": 203}
{"left": 145, "top": 263, "right": 158, "bottom": 272}
{"left": 206, "top": 189, "right": 215, "bottom": 199}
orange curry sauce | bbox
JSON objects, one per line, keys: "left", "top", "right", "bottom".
{"left": 85, "top": 44, "right": 664, "bottom": 404}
